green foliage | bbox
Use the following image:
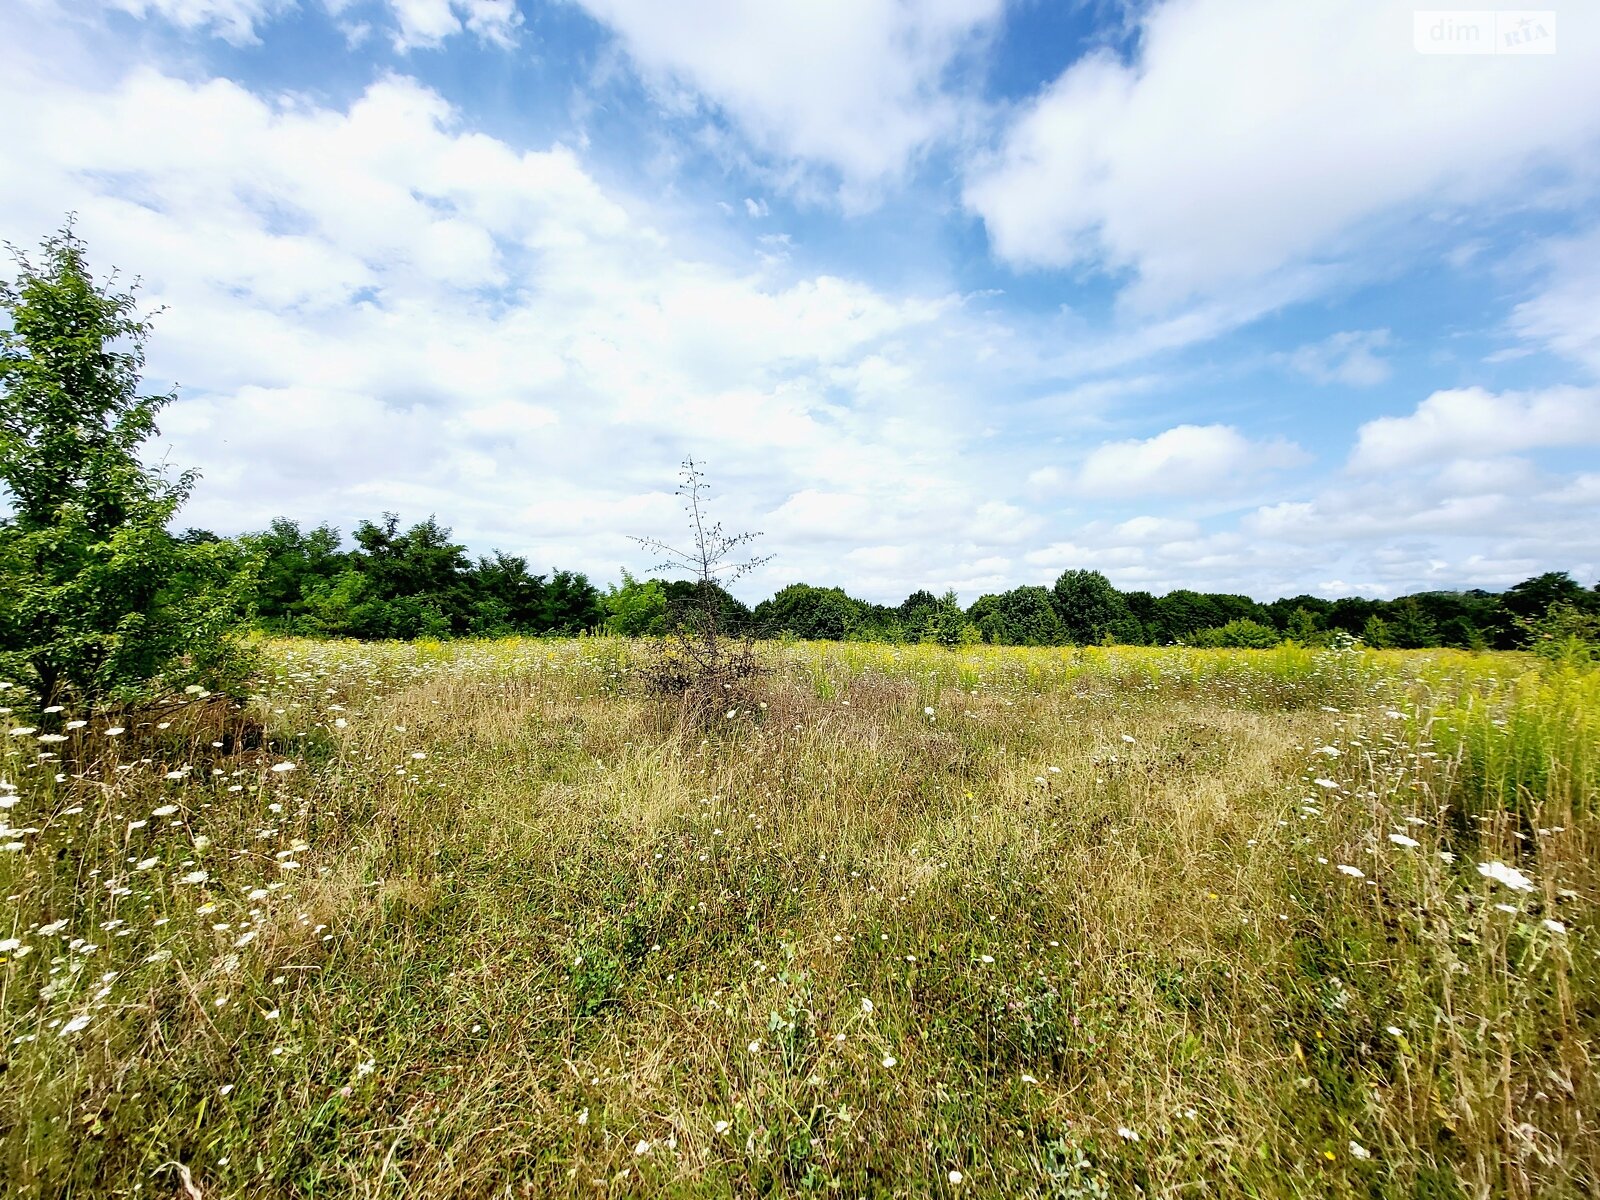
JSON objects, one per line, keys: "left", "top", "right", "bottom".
{"left": 1051, "top": 569, "right": 1128, "bottom": 645}
{"left": 1284, "top": 606, "right": 1325, "bottom": 645}
{"left": 1387, "top": 597, "right": 1439, "bottom": 649}
{"left": 244, "top": 518, "right": 348, "bottom": 635}
{"left": 1520, "top": 602, "right": 1600, "bottom": 666}
{"left": 971, "top": 585, "right": 1066, "bottom": 645}
{"left": 1362, "top": 614, "right": 1394, "bottom": 649}
{"left": 604, "top": 568, "right": 669, "bottom": 636}
{"left": 241, "top": 514, "right": 605, "bottom": 640}
{"left": 1190, "top": 618, "right": 1282, "bottom": 648}
{"left": 754, "top": 583, "right": 876, "bottom": 640}
{"left": 0, "top": 224, "right": 256, "bottom": 707}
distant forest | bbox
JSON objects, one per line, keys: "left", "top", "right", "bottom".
{"left": 193, "top": 515, "right": 1600, "bottom": 651}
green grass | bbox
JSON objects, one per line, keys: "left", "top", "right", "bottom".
{"left": 1, "top": 640, "right": 1596, "bottom": 1197}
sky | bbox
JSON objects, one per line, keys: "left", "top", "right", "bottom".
{"left": 2, "top": 0, "right": 1598, "bottom": 604}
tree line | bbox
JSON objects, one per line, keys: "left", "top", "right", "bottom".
{"left": 209, "top": 513, "right": 1599, "bottom": 652}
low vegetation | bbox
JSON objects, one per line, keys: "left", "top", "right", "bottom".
{"left": 2, "top": 638, "right": 1596, "bottom": 1197}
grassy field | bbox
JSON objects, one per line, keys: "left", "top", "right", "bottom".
{"left": 2, "top": 639, "right": 1597, "bottom": 1198}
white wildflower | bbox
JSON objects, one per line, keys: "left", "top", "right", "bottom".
{"left": 1476, "top": 861, "right": 1534, "bottom": 892}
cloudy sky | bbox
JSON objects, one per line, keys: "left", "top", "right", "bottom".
{"left": 3, "top": 1, "right": 1598, "bottom": 603}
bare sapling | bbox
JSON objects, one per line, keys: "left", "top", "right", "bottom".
{"left": 631, "top": 458, "right": 770, "bottom": 716}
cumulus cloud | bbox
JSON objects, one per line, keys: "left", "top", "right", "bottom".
{"left": 571, "top": 0, "right": 1002, "bottom": 195}
{"left": 1072, "top": 424, "right": 1308, "bottom": 497}
{"left": 0, "top": 58, "right": 1035, "bottom": 599}
{"left": 965, "top": 0, "right": 1600, "bottom": 305}
{"left": 7, "top": 5, "right": 1598, "bottom": 604}
{"left": 1350, "top": 387, "right": 1600, "bottom": 472}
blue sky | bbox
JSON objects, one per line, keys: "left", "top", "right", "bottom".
{"left": 3, "top": 0, "right": 1598, "bottom": 602}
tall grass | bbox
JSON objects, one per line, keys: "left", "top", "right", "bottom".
{"left": 1, "top": 640, "right": 1594, "bottom": 1197}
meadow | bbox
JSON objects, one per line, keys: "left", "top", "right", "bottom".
{"left": 1, "top": 638, "right": 1596, "bottom": 1199}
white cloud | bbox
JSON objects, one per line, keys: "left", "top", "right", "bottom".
{"left": 0, "top": 58, "right": 1034, "bottom": 599}
{"left": 100, "top": 0, "right": 518, "bottom": 49}
{"left": 1544, "top": 473, "right": 1600, "bottom": 507}
{"left": 571, "top": 0, "right": 1002, "bottom": 195}
{"left": 1240, "top": 456, "right": 1600, "bottom": 593}
{"left": 1350, "top": 387, "right": 1600, "bottom": 472}
{"left": 6, "top": 11, "right": 1596, "bottom": 606}
{"left": 105, "top": 0, "right": 289, "bottom": 43}
{"left": 1073, "top": 424, "right": 1308, "bottom": 497}
{"left": 1283, "top": 329, "right": 1391, "bottom": 387}
{"left": 1512, "top": 224, "right": 1600, "bottom": 376}
{"left": 966, "top": 0, "right": 1600, "bottom": 305}
{"left": 383, "top": 0, "right": 519, "bottom": 51}
{"left": 1112, "top": 515, "right": 1199, "bottom": 542}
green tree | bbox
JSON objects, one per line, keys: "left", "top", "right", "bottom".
{"left": 540, "top": 569, "right": 605, "bottom": 634}
{"left": 924, "top": 589, "right": 970, "bottom": 647}
{"left": 1051, "top": 569, "right": 1128, "bottom": 645}
{"left": 0, "top": 224, "right": 256, "bottom": 708}
{"left": 753, "top": 584, "right": 865, "bottom": 640}
{"left": 1284, "top": 606, "right": 1324, "bottom": 645}
{"left": 1386, "top": 597, "right": 1439, "bottom": 649}
{"left": 604, "top": 569, "right": 668, "bottom": 636}
{"left": 244, "top": 518, "right": 348, "bottom": 634}
{"left": 468, "top": 551, "right": 549, "bottom": 635}
{"left": 969, "top": 586, "right": 1064, "bottom": 645}
{"left": 1518, "top": 602, "right": 1600, "bottom": 665}
{"left": 1502, "top": 571, "right": 1585, "bottom": 624}
{"left": 346, "top": 514, "right": 472, "bottom": 638}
